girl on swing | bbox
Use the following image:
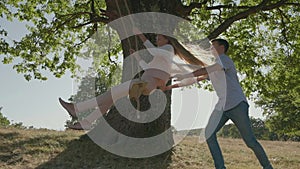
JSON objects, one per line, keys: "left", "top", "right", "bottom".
{"left": 59, "top": 27, "right": 207, "bottom": 130}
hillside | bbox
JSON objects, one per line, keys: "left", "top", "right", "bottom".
{"left": 0, "top": 128, "right": 299, "bottom": 169}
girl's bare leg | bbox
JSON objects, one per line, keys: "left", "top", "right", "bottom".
{"left": 60, "top": 81, "right": 131, "bottom": 114}
{"left": 69, "top": 77, "right": 161, "bottom": 130}
{"left": 59, "top": 98, "right": 77, "bottom": 118}
{"left": 67, "top": 81, "right": 133, "bottom": 129}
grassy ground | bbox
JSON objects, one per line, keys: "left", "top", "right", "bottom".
{"left": 0, "top": 128, "right": 299, "bottom": 169}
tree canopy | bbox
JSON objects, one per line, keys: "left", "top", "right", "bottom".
{"left": 1, "top": 0, "right": 299, "bottom": 138}
{"left": 0, "top": 107, "right": 10, "bottom": 126}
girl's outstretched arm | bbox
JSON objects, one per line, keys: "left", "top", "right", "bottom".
{"left": 133, "top": 27, "right": 147, "bottom": 42}
{"left": 162, "top": 75, "right": 208, "bottom": 91}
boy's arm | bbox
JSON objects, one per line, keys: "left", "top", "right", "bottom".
{"left": 162, "top": 75, "right": 208, "bottom": 91}
{"left": 173, "top": 62, "right": 223, "bottom": 81}
{"left": 173, "top": 68, "right": 207, "bottom": 81}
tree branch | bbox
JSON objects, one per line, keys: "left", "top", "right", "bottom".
{"left": 206, "top": 5, "right": 252, "bottom": 10}
{"left": 207, "top": 0, "right": 287, "bottom": 39}
{"left": 72, "top": 21, "right": 93, "bottom": 29}
{"left": 54, "top": 12, "right": 91, "bottom": 31}
{"left": 277, "top": 8, "right": 293, "bottom": 49}
{"left": 173, "top": 0, "right": 208, "bottom": 18}
{"left": 73, "top": 31, "right": 95, "bottom": 47}
{"left": 261, "top": 0, "right": 288, "bottom": 10}
{"left": 284, "top": 3, "right": 300, "bottom": 6}
{"left": 71, "top": 16, "right": 109, "bottom": 29}
{"left": 185, "top": 1, "right": 208, "bottom": 12}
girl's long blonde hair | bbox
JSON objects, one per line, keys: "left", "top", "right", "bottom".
{"left": 165, "top": 36, "right": 206, "bottom": 67}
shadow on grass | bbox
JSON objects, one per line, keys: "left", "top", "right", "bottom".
{"left": 37, "top": 95, "right": 174, "bottom": 169}
{"left": 35, "top": 133, "right": 173, "bottom": 169}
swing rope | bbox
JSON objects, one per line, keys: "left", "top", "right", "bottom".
{"left": 115, "top": 0, "right": 145, "bottom": 117}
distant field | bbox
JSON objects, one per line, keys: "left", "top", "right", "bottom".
{"left": 0, "top": 128, "right": 299, "bottom": 169}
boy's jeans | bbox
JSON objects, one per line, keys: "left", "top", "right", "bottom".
{"left": 206, "top": 101, "right": 273, "bottom": 169}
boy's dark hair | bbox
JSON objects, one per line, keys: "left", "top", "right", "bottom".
{"left": 211, "top": 39, "right": 229, "bottom": 53}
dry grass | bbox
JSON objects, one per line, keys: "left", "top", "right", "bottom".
{"left": 0, "top": 128, "right": 299, "bottom": 169}
{"left": 172, "top": 137, "right": 300, "bottom": 169}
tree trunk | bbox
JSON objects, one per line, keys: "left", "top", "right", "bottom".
{"left": 87, "top": 0, "right": 189, "bottom": 158}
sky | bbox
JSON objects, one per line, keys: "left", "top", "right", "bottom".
{"left": 0, "top": 18, "right": 264, "bottom": 131}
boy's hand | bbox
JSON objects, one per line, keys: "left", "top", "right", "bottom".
{"left": 172, "top": 74, "right": 186, "bottom": 81}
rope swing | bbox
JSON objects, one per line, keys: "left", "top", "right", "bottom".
{"left": 115, "top": 0, "right": 146, "bottom": 118}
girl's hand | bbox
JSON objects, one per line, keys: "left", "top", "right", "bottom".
{"left": 197, "top": 75, "right": 208, "bottom": 81}
{"left": 133, "top": 27, "right": 147, "bottom": 42}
